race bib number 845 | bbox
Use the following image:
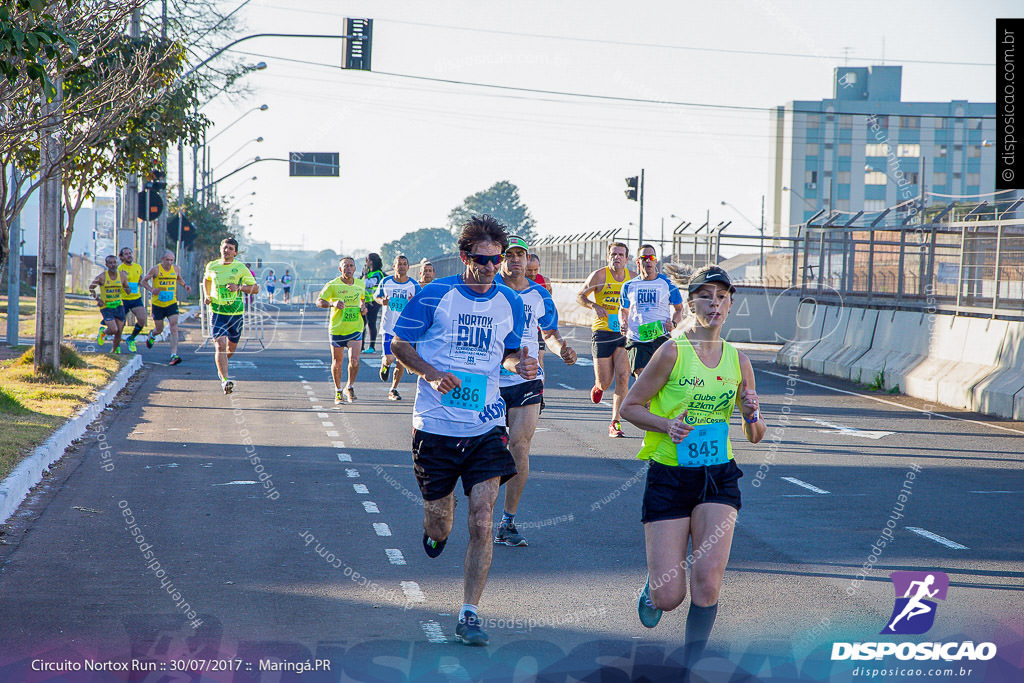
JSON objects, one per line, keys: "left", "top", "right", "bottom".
{"left": 675, "top": 421, "right": 729, "bottom": 467}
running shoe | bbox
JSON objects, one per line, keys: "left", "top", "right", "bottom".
{"left": 379, "top": 361, "right": 391, "bottom": 382}
{"left": 590, "top": 385, "right": 603, "bottom": 403}
{"left": 146, "top": 334, "right": 155, "bottom": 349}
{"left": 335, "top": 390, "right": 344, "bottom": 405}
{"left": 223, "top": 380, "right": 234, "bottom": 395}
{"left": 455, "top": 613, "right": 489, "bottom": 646}
{"left": 637, "top": 577, "right": 663, "bottom": 628}
{"left": 608, "top": 420, "right": 625, "bottom": 438}
{"left": 96, "top": 326, "right": 106, "bottom": 346}
{"left": 423, "top": 532, "right": 446, "bottom": 558}
{"left": 388, "top": 388, "right": 401, "bottom": 401}
{"left": 494, "top": 521, "right": 528, "bottom": 547}
{"left": 169, "top": 355, "right": 182, "bottom": 366}
{"left": 112, "top": 346, "right": 121, "bottom": 355}
{"left": 365, "top": 346, "right": 376, "bottom": 354}
{"left": 126, "top": 338, "right": 137, "bottom": 353}
{"left": 344, "top": 386, "right": 356, "bottom": 403}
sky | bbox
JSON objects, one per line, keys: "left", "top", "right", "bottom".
{"left": 187, "top": 0, "right": 1010, "bottom": 255}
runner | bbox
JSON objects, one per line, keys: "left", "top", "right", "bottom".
{"left": 140, "top": 250, "right": 192, "bottom": 365}
{"left": 117, "top": 247, "right": 147, "bottom": 353}
{"left": 281, "top": 269, "right": 293, "bottom": 304}
{"left": 88, "top": 254, "right": 129, "bottom": 354}
{"left": 576, "top": 242, "right": 635, "bottom": 437}
{"left": 525, "top": 253, "right": 552, "bottom": 372}
{"left": 202, "top": 238, "right": 259, "bottom": 394}
{"left": 493, "top": 236, "right": 577, "bottom": 547}
{"left": 619, "top": 264, "right": 765, "bottom": 676}
{"left": 264, "top": 269, "right": 277, "bottom": 304}
{"left": 374, "top": 254, "right": 421, "bottom": 401}
{"left": 619, "top": 244, "right": 684, "bottom": 378}
{"left": 390, "top": 214, "right": 534, "bottom": 646}
{"left": 419, "top": 258, "right": 435, "bottom": 285}
{"left": 316, "top": 257, "right": 367, "bottom": 405}
{"left": 361, "top": 253, "right": 384, "bottom": 353}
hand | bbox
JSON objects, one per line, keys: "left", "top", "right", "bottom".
{"left": 426, "top": 370, "right": 460, "bottom": 394}
{"left": 665, "top": 320, "right": 675, "bottom": 333}
{"left": 226, "top": 283, "right": 239, "bottom": 292}
{"left": 360, "top": 304, "right": 368, "bottom": 315}
{"left": 666, "top": 410, "right": 694, "bottom": 444}
{"left": 185, "top": 285, "right": 192, "bottom": 294}
{"left": 739, "top": 380, "right": 760, "bottom": 420}
{"left": 594, "top": 306, "right": 608, "bottom": 319}
{"left": 380, "top": 297, "right": 389, "bottom": 307}
{"left": 516, "top": 348, "right": 539, "bottom": 380}
{"left": 560, "top": 344, "right": 577, "bottom": 366}
{"left": 203, "top": 297, "right": 210, "bottom": 306}
{"left": 334, "top": 300, "right": 344, "bottom": 310}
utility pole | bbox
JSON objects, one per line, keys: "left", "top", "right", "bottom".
{"left": 6, "top": 168, "right": 22, "bottom": 346}
{"left": 638, "top": 168, "right": 645, "bottom": 254}
{"left": 119, "top": 8, "right": 142, "bottom": 260}
{"left": 760, "top": 193, "right": 766, "bottom": 282}
{"left": 35, "top": 78, "right": 63, "bottom": 372}
{"left": 156, "top": 0, "right": 169, "bottom": 259}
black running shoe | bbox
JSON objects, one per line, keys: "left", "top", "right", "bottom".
{"left": 222, "top": 380, "right": 234, "bottom": 395}
{"left": 169, "top": 355, "right": 182, "bottom": 366}
{"left": 455, "top": 613, "right": 489, "bottom": 646}
{"left": 379, "top": 361, "right": 391, "bottom": 382}
{"left": 423, "top": 532, "right": 446, "bottom": 558}
{"left": 494, "top": 521, "right": 528, "bottom": 547}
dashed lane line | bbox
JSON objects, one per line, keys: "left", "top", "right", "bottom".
{"left": 373, "top": 523, "right": 392, "bottom": 536}
{"left": 362, "top": 501, "right": 380, "bottom": 513}
{"left": 385, "top": 549, "right": 407, "bottom": 565}
{"left": 353, "top": 484, "right": 369, "bottom": 494}
{"left": 906, "top": 526, "right": 969, "bottom": 550}
{"left": 337, "top": 453, "right": 352, "bottom": 462}
{"left": 781, "top": 476, "right": 830, "bottom": 494}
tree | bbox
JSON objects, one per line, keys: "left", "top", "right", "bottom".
{"left": 380, "top": 227, "right": 456, "bottom": 265}
{"left": 447, "top": 180, "right": 537, "bottom": 243}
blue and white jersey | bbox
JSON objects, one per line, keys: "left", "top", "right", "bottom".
{"left": 375, "top": 276, "right": 421, "bottom": 336}
{"left": 494, "top": 273, "right": 558, "bottom": 388}
{"left": 620, "top": 274, "right": 683, "bottom": 342}
{"left": 393, "top": 275, "right": 527, "bottom": 437}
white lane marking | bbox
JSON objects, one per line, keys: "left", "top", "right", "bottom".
{"left": 337, "top": 453, "right": 352, "bottom": 462}
{"left": 558, "top": 383, "right": 575, "bottom": 391}
{"left": 345, "top": 468, "right": 360, "bottom": 478}
{"left": 373, "top": 522, "right": 392, "bottom": 536}
{"left": 322, "top": 421, "right": 335, "bottom": 427}
{"left": 420, "top": 620, "right": 446, "bottom": 643}
{"left": 401, "top": 581, "right": 425, "bottom": 602}
{"left": 781, "top": 476, "right": 830, "bottom": 494}
{"left": 353, "top": 484, "right": 369, "bottom": 494}
{"left": 762, "top": 370, "right": 1024, "bottom": 435}
{"left": 362, "top": 501, "right": 380, "bottom": 513}
{"left": 232, "top": 360, "right": 257, "bottom": 369}
{"left": 332, "top": 441, "right": 346, "bottom": 448}
{"left": 212, "top": 480, "right": 257, "bottom": 486}
{"left": 298, "top": 375, "right": 304, "bottom": 379}
{"left": 326, "top": 430, "right": 339, "bottom": 437}
{"left": 969, "top": 490, "right": 1019, "bottom": 494}
{"left": 362, "top": 357, "right": 383, "bottom": 368}
{"left": 574, "top": 357, "right": 593, "bottom": 367}
{"left": 145, "top": 463, "right": 179, "bottom": 469}
{"left": 385, "top": 548, "right": 407, "bottom": 565}
{"left": 534, "top": 427, "right": 550, "bottom": 432}
{"left": 311, "top": 405, "right": 323, "bottom": 410}
{"left": 317, "top": 412, "right": 329, "bottom": 418}
{"left": 799, "top": 416, "right": 894, "bottom": 439}
{"left": 599, "top": 400, "right": 612, "bottom": 407}
{"left": 307, "top": 397, "right": 317, "bottom": 402}
{"left": 906, "top": 526, "right": 969, "bottom": 550}
{"left": 782, "top": 493, "right": 870, "bottom": 498}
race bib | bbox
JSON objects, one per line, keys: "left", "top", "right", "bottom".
{"left": 441, "top": 371, "right": 487, "bottom": 411}
{"left": 607, "top": 314, "right": 620, "bottom": 332}
{"left": 637, "top": 320, "right": 665, "bottom": 341}
{"left": 342, "top": 306, "right": 361, "bottom": 321}
{"left": 127, "top": 282, "right": 139, "bottom": 295}
{"left": 217, "top": 285, "right": 235, "bottom": 300}
{"left": 675, "top": 421, "right": 730, "bottom": 467}
{"left": 105, "top": 301, "right": 120, "bottom": 309}
{"left": 389, "top": 297, "right": 408, "bottom": 312}
{"left": 158, "top": 289, "right": 174, "bottom": 303}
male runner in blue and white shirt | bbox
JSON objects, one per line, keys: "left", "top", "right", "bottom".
{"left": 619, "top": 244, "right": 684, "bottom": 377}
{"left": 492, "top": 235, "right": 577, "bottom": 547}
{"left": 374, "top": 254, "right": 421, "bottom": 400}
{"left": 392, "top": 216, "right": 535, "bottom": 647}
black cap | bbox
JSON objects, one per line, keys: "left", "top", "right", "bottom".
{"left": 687, "top": 265, "right": 736, "bottom": 293}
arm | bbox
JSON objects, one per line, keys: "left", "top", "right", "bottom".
{"left": 88, "top": 274, "right": 103, "bottom": 304}
{"left": 669, "top": 303, "right": 685, "bottom": 330}
{"left": 140, "top": 267, "right": 156, "bottom": 294}
{"left": 175, "top": 266, "right": 192, "bottom": 294}
{"left": 542, "top": 328, "right": 577, "bottom": 365}
{"left": 575, "top": 270, "right": 607, "bottom": 318}
{"left": 501, "top": 347, "right": 538, "bottom": 379}
{"left": 391, "top": 337, "right": 460, "bottom": 393}
{"left": 203, "top": 270, "right": 213, "bottom": 305}
{"left": 620, "top": 341, "right": 693, "bottom": 442}
{"left": 737, "top": 351, "right": 766, "bottom": 444}
{"left": 120, "top": 271, "right": 131, "bottom": 295}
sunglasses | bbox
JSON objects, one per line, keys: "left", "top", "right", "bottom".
{"left": 639, "top": 254, "right": 657, "bottom": 262}
{"left": 465, "top": 253, "right": 503, "bottom": 266}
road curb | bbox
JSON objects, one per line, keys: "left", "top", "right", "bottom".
{"left": 0, "top": 354, "right": 144, "bottom": 525}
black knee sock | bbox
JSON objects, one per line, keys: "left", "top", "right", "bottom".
{"left": 683, "top": 602, "right": 718, "bottom": 669}
{"left": 128, "top": 324, "right": 143, "bottom": 340}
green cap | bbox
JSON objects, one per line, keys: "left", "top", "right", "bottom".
{"left": 506, "top": 235, "right": 529, "bottom": 252}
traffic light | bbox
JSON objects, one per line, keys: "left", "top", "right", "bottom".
{"left": 342, "top": 18, "right": 373, "bottom": 70}
{"left": 137, "top": 189, "right": 164, "bottom": 220}
{"left": 167, "top": 214, "right": 195, "bottom": 248}
{"left": 625, "top": 176, "right": 639, "bottom": 201}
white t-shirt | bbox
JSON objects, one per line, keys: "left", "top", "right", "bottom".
{"left": 494, "top": 273, "right": 558, "bottom": 388}
{"left": 393, "top": 275, "right": 526, "bottom": 437}
{"left": 375, "top": 276, "right": 421, "bottom": 336}
{"left": 620, "top": 274, "right": 682, "bottom": 342}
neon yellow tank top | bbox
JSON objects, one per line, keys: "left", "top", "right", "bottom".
{"left": 100, "top": 271, "right": 123, "bottom": 307}
{"left": 118, "top": 262, "right": 143, "bottom": 301}
{"left": 591, "top": 267, "right": 628, "bottom": 332}
{"left": 153, "top": 264, "right": 178, "bottom": 307}
{"left": 636, "top": 335, "right": 742, "bottom": 466}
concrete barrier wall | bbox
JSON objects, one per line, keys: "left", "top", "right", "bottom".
{"left": 972, "top": 320, "right": 1024, "bottom": 419}
{"left": 848, "top": 310, "right": 931, "bottom": 389}
{"left": 776, "top": 301, "right": 824, "bottom": 367}
{"left": 801, "top": 306, "right": 850, "bottom": 375}
{"left": 823, "top": 307, "right": 879, "bottom": 381}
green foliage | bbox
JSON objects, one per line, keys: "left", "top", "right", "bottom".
{"left": 447, "top": 181, "right": 537, "bottom": 243}
{"left": 16, "top": 343, "right": 86, "bottom": 369}
{"left": 0, "top": 387, "right": 29, "bottom": 414}
{"left": 380, "top": 227, "right": 456, "bottom": 265}
{"left": 0, "top": 0, "right": 78, "bottom": 101}
{"left": 169, "top": 196, "right": 234, "bottom": 263}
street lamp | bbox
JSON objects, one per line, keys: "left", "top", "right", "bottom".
{"left": 721, "top": 198, "right": 765, "bottom": 281}
{"left": 214, "top": 137, "right": 264, "bottom": 173}
{"left": 199, "top": 104, "right": 269, "bottom": 201}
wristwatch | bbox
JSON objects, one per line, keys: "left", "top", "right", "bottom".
{"left": 743, "top": 410, "right": 760, "bottom": 424}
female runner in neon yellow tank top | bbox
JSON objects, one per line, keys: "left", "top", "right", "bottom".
{"left": 620, "top": 264, "right": 766, "bottom": 675}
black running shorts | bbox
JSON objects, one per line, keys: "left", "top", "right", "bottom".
{"left": 641, "top": 459, "right": 743, "bottom": 523}
{"left": 152, "top": 303, "right": 179, "bottom": 321}
{"left": 499, "top": 379, "right": 543, "bottom": 409}
{"left": 626, "top": 335, "right": 668, "bottom": 375}
{"left": 412, "top": 427, "right": 517, "bottom": 501}
{"left": 591, "top": 329, "right": 625, "bottom": 359}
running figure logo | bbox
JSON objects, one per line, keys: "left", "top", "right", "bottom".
{"left": 881, "top": 571, "right": 949, "bottom": 635}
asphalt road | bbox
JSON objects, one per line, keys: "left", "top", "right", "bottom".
{"left": 0, "top": 305, "right": 1021, "bottom": 682}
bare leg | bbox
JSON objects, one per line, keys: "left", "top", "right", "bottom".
{"left": 391, "top": 363, "right": 404, "bottom": 391}
{"left": 611, "top": 346, "right": 629, "bottom": 422}
{"left": 501, "top": 404, "right": 540, "bottom": 514}
{"left": 214, "top": 337, "right": 229, "bottom": 379}
{"left": 110, "top": 319, "right": 125, "bottom": 350}
{"left": 464, "top": 477, "right": 500, "bottom": 606}
{"left": 346, "top": 341, "right": 361, "bottom": 387}
{"left": 688, "top": 503, "right": 737, "bottom": 606}
{"left": 423, "top": 492, "right": 455, "bottom": 543}
{"left": 166, "top": 316, "right": 178, "bottom": 356}
{"left": 644, "top": 517, "right": 690, "bottom": 611}
{"left": 330, "top": 345, "right": 345, "bottom": 389}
